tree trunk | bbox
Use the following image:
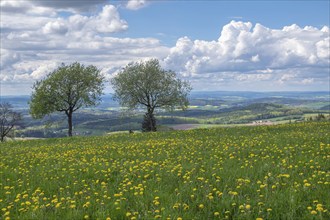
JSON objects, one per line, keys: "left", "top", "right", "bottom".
{"left": 67, "top": 111, "right": 73, "bottom": 137}
{"left": 142, "top": 108, "right": 157, "bottom": 132}
{"left": 149, "top": 112, "right": 156, "bottom": 132}
{"left": 147, "top": 108, "right": 156, "bottom": 132}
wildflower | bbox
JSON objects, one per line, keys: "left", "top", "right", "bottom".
{"left": 183, "top": 204, "right": 189, "bottom": 210}
{"left": 83, "top": 202, "right": 90, "bottom": 208}
{"left": 304, "top": 183, "right": 311, "bottom": 187}
{"left": 214, "top": 212, "right": 220, "bottom": 216}
{"left": 316, "top": 204, "right": 324, "bottom": 212}
{"left": 310, "top": 210, "right": 317, "bottom": 215}
{"left": 229, "top": 191, "right": 238, "bottom": 196}
{"left": 199, "top": 204, "right": 204, "bottom": 209}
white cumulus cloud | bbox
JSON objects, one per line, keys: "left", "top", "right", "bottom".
{"left": 0, "top": 1, "right": 168, "bottom": 95}
{"left": 164, "top": 21, "right": 329, "bottom": 90}
{"left": 126, "top": 0, "right": 148, "bottom": 10}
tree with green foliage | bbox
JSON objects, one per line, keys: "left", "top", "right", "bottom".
{"left": 0, "top": 102, "right": 22, "bottom": 142}
{"left": 29, "top": 62, "right": 105, "bottom": 137}
{"left": 111, "top": 59, "right": 191, "bottom": 132}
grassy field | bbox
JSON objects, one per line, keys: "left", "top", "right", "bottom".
{"left": 1, "top": 122, "right": 329, "bottom": 220}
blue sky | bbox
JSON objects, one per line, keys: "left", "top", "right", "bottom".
{"left": 1, "top": 0, "right": 329, "bottom": 95}
{"left": 116, "top": 1, "right": 329, "bottom": 44}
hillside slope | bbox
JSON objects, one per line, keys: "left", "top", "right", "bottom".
{"left": 1, "top": 122, "right": 329, "bottom": 219}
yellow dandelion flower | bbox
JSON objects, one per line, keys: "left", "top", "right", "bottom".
{"left": 310, "top": 210, "right": 317, "bottom": 215}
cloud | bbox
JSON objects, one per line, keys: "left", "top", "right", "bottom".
{"left": 42, "top": 19, "right": 69, "bottom": 35}
{"left": 0, "top": 49, "right": 21, "bottom": 71}
{"left": 164, "top": 21, "right": 329, "bottom": 90}
{"left": 29, "top": 0, "right": 109, "bottom": 13}
{"left": 0, "top": 1, "right": 168, "bottom": 95}
{"left": 41, "top": 5, "right": 129, "bottom": 35}
{"left": 91, "top": 5, "right": 128, "bottom": 33}
{"left": 1, "top": 5, "right": 329, "bottom": 96}
{"left": 1, "top": 4, "right": 129, "bottom": 51}
{"left": 0, "top": 0, "right": 56, "bottom": 16}
{"left": 126, "top": 0, "right": 148, "bottom": 10}
{"left": 301, "top": 78, "right": 314, "bottom": 85}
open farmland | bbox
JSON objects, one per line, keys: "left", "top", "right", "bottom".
{"left": 1, "top": 122, "right": 329, "bottom": 220}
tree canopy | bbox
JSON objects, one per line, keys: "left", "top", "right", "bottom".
{"left": 29, "top": 62, "right": 105, "bottom": 136}
{"left": 0, "top": 102, "right": 22, "bottom": 142}
{"left": 111, "top": 59, "right": 191, "bottom": 131}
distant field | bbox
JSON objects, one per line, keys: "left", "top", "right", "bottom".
{"left": 1, "top": 122, "right": 329, "bottom": 219}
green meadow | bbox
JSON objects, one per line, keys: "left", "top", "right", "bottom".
{"left": 1, "top": 122, "right": 329, "bottom": 220}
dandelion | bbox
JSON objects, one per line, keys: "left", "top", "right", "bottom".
{"left": 183, "top": 204, "right": 189, "bottom": 210}
{"left": 304, "top": 183, "right": 311, "bottom": 187}
{"left": 316, "top": 204, "right": 324, "bottom": 212}
{"left": 310, "top": 210, "right": 317, "bottom": 215}
{"left": 83, "top": 202, "right": 90, "bottom": 208}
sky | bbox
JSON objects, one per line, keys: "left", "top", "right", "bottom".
{"left": 0, "top": 0, "right": 329, "bottom": 96}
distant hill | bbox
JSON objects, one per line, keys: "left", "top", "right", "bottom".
{"left": 319, "top": 104, "right": 330, "bottom": 111}
{"left": 1, "top": 91, "right": 329, "bottom": 109}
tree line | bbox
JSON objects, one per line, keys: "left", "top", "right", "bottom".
{"left": 0, "top": 59, "right": 191, "bottom": 141}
